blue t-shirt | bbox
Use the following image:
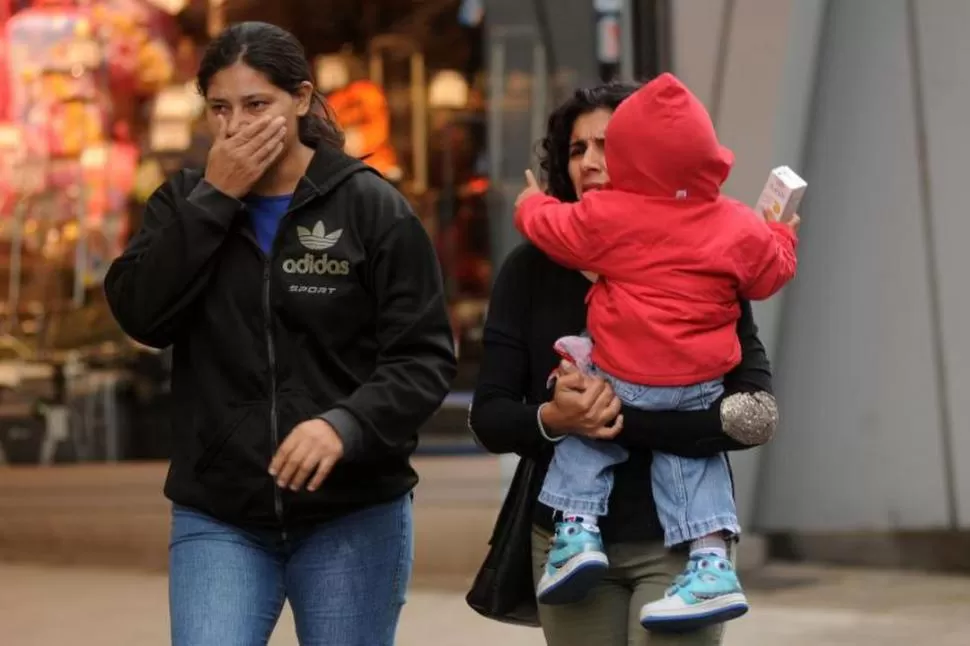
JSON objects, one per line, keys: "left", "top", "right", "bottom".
{"left": 244, "top": 194, "right": 293, "bottom": 254}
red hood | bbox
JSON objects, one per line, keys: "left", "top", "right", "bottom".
{"left": 605, "top": 73, "right": 733, "bottom": 200}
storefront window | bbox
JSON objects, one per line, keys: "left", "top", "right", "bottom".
{"left": 0, "top": 0, "right": 489, "bottom": 463}
{"left": 306, "top": 14, "right": 489, "bottom": 390}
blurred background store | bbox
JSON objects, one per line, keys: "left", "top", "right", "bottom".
{"left": 0, "top": 0, "right": 505, "bottom": 463}
{"left": 0, "top": 0, "right": 666, "bottom": 460}
{"left": 4, "top": 0, "right": 970, "bottom": 580}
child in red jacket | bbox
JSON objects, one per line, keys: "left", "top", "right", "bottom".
{"left": 515, "top": 73, "right": 798, "bottom": 632}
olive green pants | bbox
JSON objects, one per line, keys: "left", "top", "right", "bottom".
{"left": 531, "top": 526, "right": 725, "bottom": 646}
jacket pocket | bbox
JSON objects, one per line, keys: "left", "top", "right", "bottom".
{"left": 276, "top": 389, "right": 328, "bottom": 440}
{"left": 195, "top": 405, "right": 255, "bottom": 476}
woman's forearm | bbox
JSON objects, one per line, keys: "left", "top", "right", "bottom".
{"left": 469, "top": 391, "right": 547, "bottom": 458}
{"left": 469, "top": 328, "right": 553, "bottom": 459}
{"left": 105, "top": 177, "right": 242, "bottom": 349}
{"left": 615, "top": 391, "right": 778, "bottom": 457}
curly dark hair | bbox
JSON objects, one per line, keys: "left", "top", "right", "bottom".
{"left": 197, "top": 22, "right": 345, "bottom": 150}
{"left": 537, "top": 82, "right": 641, "bottom": 202}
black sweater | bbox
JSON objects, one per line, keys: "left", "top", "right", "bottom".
{"left": 105, "top": 146, "right": 456, "bottom": 529}
{"left": 469, "top": 243, "right": 773, "bottom": 543}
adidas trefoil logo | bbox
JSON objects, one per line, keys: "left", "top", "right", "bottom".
{"left": 284, "top": 220, "right": 350, "bottom": 276}
{"left": 297, "top": 221, "right": 343, "bottom": 251}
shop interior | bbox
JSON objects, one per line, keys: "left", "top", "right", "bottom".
{"left": 0, "top": 0, "right": 490, "bottom": 464}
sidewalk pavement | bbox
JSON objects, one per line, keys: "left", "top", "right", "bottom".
{"left": 2, "top": 562, "right": 969, "bottom": 645}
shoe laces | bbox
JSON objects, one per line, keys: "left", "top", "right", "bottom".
{"left": 665, "top": 554, "right": 730, "bottom": 596}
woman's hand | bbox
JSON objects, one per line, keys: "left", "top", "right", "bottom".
{"left": 269, "top": 418, "right": 345, "bottom": 492}
{"left": 541, "top": 364, "right": 623, "bottom": 440}
{"left": 204, "top": 115, "right": 287, "bottom": 198}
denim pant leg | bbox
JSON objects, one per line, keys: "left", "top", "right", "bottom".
{"left": 285, "top": 495, "right": 414, "bottom": 646}
{"left": 608, "top": 376, "right": 742, "bottom": 548}
{"left": 652, "top": 451, "right": 741, "bottom": 547}
{"left": 170, "top": 497, "right": 413, "bottom": 646}
{"left": 169, "top": 505, "right": 286, "bottom": 646}
{"left": 539, "top": 435, "right": 630, "bottom": 517}
{"left": 645, "top": 379, "right": 741, "bottom": 546}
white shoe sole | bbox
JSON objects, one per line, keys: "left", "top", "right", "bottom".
{"left": 640, "top": 593, "right": 749, "bottom": 633}
{"left": 536, "top": 551, "right": 609, "bottom": 606}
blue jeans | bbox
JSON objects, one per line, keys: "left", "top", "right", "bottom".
{"left": 169, "top": 495, "right": 413, "bottom": 646}
{"left": 539, "top": 375, "right": 741, "bottom": 547}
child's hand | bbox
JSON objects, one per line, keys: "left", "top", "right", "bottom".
{"left": 556, "top": 359, "right": 577, "bottom": 378}
{"left": 514, "top": 169, "right": 544, "bottom": 208}
{"left": 546, "top": 358, "right": 576, "bottom": 389}
{"left": 762, "top": 207, "right": 801, "bottom": 233}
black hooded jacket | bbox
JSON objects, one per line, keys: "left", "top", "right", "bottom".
{"left": 105, "top": 145, "right": 457, "bottom": 528}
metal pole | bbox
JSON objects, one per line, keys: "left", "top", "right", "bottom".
{"left": 411, "top": 51, "right": 428, "bottom": 193}
{"left": 440, "top": 120, "right": 456, "bottom": 299}
{"left": 5, "top": 197, "right": 27, "bottom": 334}
{"left": 73, "top": 206, "right": 87, "bottom": 308}
{"left": 530, "top": 40, "right": 548, "bottom": 159}
{"left": 619, "top": 0, "right": 636, "bottom": 82}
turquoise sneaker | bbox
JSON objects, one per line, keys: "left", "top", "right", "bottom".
{"left": 536, "top": 520, "right": 609, "bottom": 605}
{"left": 639, "top": 552, "right": 749, "bottom": 632}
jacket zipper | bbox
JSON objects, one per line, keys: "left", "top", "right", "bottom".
{"left": 252, "top": 183, "right": 317, "bottom": 537}
{"left": 263, "top": 259, "right": 285, "bottom": 536}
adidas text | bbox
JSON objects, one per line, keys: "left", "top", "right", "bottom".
{"left": 282, "top": 253, "right": 350, "bottom": 276}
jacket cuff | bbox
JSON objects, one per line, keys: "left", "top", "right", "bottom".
{"left": 767, "top": 219, "right": 798, "bottom": 244}
{"left": 186, "top": 179, "right": 244, "bottom": 228}
{"left": 319, "top": 408, "right": 366, "bottom": 460}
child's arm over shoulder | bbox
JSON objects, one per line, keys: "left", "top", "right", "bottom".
{"left": 513, "top": 192, "right": 606, "bottom": 271}
{"left": 733, "top": 201, "right": 799, "bottom": 300}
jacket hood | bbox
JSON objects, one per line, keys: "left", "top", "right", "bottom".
{"left": 605, "top": 73, "right": 733, "bottom": 200}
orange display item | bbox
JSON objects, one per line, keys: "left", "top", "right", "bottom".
{"left": 81, "top": 138, "right": 137, "bottom": 221}
{"left": 50, "top": 98, "right": 105, "bottom": 157}
{"left": 327, "top": 79, "right": 399, "bottom": 179}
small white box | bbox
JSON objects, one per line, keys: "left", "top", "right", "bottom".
{"left": 755, "top": 165, "right": 807, "bottom": 223}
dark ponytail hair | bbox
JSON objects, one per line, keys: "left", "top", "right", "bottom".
{"left": 196, "top": 21, "right": 345, "bottom": 150}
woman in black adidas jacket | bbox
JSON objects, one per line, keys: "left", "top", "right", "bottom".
{"left": 104, "top": 22, "right": 456, "bottom": 646}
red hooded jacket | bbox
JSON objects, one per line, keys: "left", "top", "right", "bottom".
{"left": 515, "top": 73, "right": 798, "bottom": 386}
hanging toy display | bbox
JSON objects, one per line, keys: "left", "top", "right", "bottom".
{"left": 5, "top": 7, "right": 108, "bottom": 158}
{"left": 0, "top": 0, "right": 10, "bottom": 122}
{"left": 0, "top": 121, "right": 25, "bottom": 219}
{"left": 89, "top": 0, "right": 174, "bottom": 98}
{"left": 78, "top": 121, "right": 137, "bottom": 282}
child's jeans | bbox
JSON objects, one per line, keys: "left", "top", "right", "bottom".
{"left": 538, "top": 373, "right": 741, "bottom": 547}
